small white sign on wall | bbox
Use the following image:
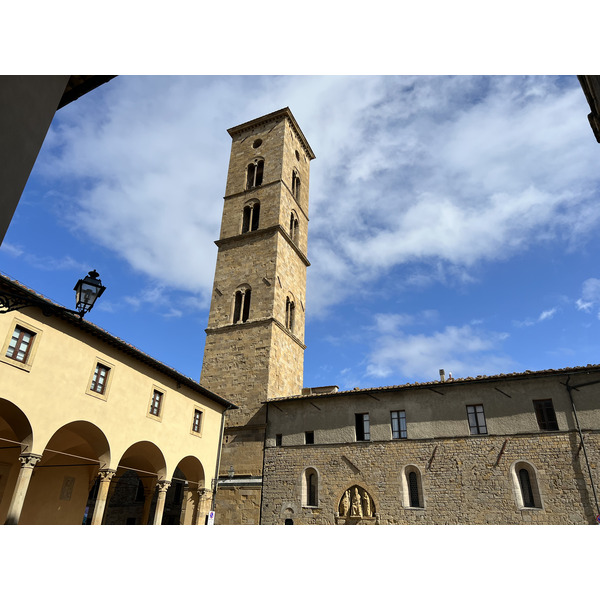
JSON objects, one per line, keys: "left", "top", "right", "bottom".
{"left": 207, "top": 510, "right": 215, "bottom": 525}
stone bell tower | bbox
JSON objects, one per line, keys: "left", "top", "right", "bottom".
{"left": 200, "top": 108, "right": 315, "bottom": 524}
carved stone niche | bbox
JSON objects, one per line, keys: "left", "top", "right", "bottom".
{"left": 335, "top": 485, "right": 378, "bottom": 524}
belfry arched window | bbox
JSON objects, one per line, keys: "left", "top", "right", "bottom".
{"left": 242, "top": 201, "right": 260, "bottom": 233}
{"left": 511, "top": 461, "right": 542, "bottom": 509}
{"left": 247, "top": 159, "right": 264, "bottom": 189}
{"left": 291, "top": 170, "right": 301, "bottom": 199}
{"left": 302, "top": 468, "right": 318, "bottom": 507}
{"left": 233, "top": 286, "right": 252, "bottom": 324}
{"left": 285, "top": 295, "right": 295, "bottom": 332}
{"left": 289, "top": 211, "right": 299, "bottom": 243}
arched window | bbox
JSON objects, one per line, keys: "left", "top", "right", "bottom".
{"left": 242, "top": 201, "right": 260, "bottom": 233}
{"left": 291, "top": 170, "right": 301, "bottom": 199}
{"left": 289, "top": 211, "right": 299, "bottom": 243}
{"left": 285, "top": 295, "right": 295, "bottom": 331}
{"left": 402, "top": 465, "right": 424, "bottom": 509}
{"left": 302, "top": 468, "right": 318, "bottom": 507}
{"left": 247, "top": 159, "right": 264, "bottom": 189}
{"left": 511, "top": 461, "right": 542, "bottom": 509}
{"left": 233, "top": 286, "right": 252, "bottom": 324}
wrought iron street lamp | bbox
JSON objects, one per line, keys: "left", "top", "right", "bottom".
{"left": 73, "top": 270, "right": 106, "bottom": 318}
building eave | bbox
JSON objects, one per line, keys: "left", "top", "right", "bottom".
{"left": 264, "top": 363, "right": 600, "bottom": 404}
{"left": 0, "top": 273, "right": 237, "bottom": 410}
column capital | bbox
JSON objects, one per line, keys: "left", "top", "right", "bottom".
{"left": 98, "top": 468, "right": 117, "bottom": 482}
{"left": 18, "top": 453, "right": 42, "bottom": 468}
{"left": 157, "top": 480, "right": 171, "bottom": 493}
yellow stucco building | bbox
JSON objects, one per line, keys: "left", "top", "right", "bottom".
{"left": 0, "top": 272, "right": 235, "bottom": 525}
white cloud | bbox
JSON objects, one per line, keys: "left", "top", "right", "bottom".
{"left": 538, "top": 308, "right": 557, "bottom": 321}
{"left": 365, "top": 315, "right": 514, "bottom": 381}
{"left": 37, "top": 76, "right": 600, "bottom": 320}
{"left": 576, "top": 278, "right": 600, "bottom": 315}
{"left": 514, "top": 306, "right": 559, "bottom": 327}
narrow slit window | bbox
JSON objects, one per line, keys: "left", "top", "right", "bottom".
{"left": 285, "top": 296, "right": 295, "bottom": 331}
{"left": 275, "top": 434, "right": 282, "bottom": 446}
{"left": 251, "top": 202, "right": 260, "bottom": 231}
{"left": 289, "top": 212, "right": 299, "bottom": 243}
{"left": 307, "top": 472, "right": 317, "bottom": 506}
{"left": 518, "top": 468, "right": 535, "bottom": 507}
{"left": 408, "top": 471, "right": 420, "bottom": 508}
{"left": 305, "top": 431, "right": 314, "bottom": 444}
{"left": 241, "top": 289, "right": 251, "bottom": 322}
{"left": 242, "top": 205, "right": 251, "bottom": 233}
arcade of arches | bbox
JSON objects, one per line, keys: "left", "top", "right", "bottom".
{"left": 0, "top": 280, "right": 234, "bottom": 525}
{"left": 0, "top": 402, "right": 211, "bottom": 525}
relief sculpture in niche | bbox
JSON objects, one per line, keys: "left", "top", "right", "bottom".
{"left": 338, "top": 485, "right": 375, "bottom": 519}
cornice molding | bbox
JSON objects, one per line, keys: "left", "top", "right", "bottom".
{"left": 205, "top": 317, "right": 307, "bottom": 350}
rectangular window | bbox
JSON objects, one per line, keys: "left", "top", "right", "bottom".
{"left": 533, "top": 399, "right": 559, "bottom": 431}
{"left": 305, "top": 431, "right": 314, "bottom": 444}
{"left": 275, "top": 434, "right": 282, "bottom": 446}
{"left": 355, "top": 413, "right": 370, "bottom": 441}
{"left": 90, "top": 363, "right": 110, "bottom": 394}
{"left": 466, "top": 404, "right": 488, "bottom": 435}
{"left": 150, "top": 390, "right": 163, "bottom": 417}
{"left": 6, "top": 325, "right": 35, "bottom": 363}
{"left": 192, "top": 409, "right": 202, "bottom": 433}
{"left": 391, "top": 410, "right": 407, "bottom": 439}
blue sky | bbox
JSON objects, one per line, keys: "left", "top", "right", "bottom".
{"left": 3, "top": 75, "right": 600, "bottom": 391}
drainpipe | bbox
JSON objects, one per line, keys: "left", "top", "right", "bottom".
{"left": 211, "top": 407, "right": 228, "bottom": 513}
{"left": 564, "top": 376, "right": 600, "bottom": 519}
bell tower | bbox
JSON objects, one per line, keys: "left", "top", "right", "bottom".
{"left": 200, "top": 108, "right": 315, "bottom": 524}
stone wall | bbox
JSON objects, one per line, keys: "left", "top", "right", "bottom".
{"left": 261, "top": 431, "right": 600, "bottom": 524}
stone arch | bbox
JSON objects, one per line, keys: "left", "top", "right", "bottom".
{"left": 0, "top": 398, "right": 34, "bottom": 523}
{"left": 337, "top": 484, "right": 376, "bottom": 521}
{"left": 510, "top": 460, "right": 543, "bottom": 510}
{"left": 289, "top": 209, "right": 299, "bottom": 243}
{"left": 285, "top": 292, "right": 296, "bottom": 332}
{"left": 101, "top": 441, "right": 168, "bottom": 525}
{"left": 19, "top": 420, "right": 111, "bottom": 524}
{"left": 401, "top": 464, "right": 425, "bottom": 509}
{"left": 246, "top": 157, "right": 264, "bottom": 189}
{"left": 0, "top": 397, "right": 34, "bottom": 452}
{"left": 167, "top": 455, "right": 207, "bottom": 525}
{"left": 241, "top": 198, "right": 260, "bottom": 233}
{"left": 300, "top": 466, "right": 319, "bottom": 507}
{"left": 232, "top": 283, "right": 252, "bottom": 324}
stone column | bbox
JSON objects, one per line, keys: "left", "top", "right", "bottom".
{"left": 90, "top": 469, "right": 116, "bottom": 525}
{"left": 197, "top": 488, "right": 213, "bottom": 525}
{"left": 152, "top": 480, "right": 171, "bottom": 525}
{"left": 4, "top": 453, "right": 42, "bottom": 525}
{"left": 140, "top": 480, "right": 156, "bottom": 525}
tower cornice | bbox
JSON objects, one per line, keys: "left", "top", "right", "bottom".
{"left": 215, "top": 225, "right": 311, "bottom": 267}
{"left": 205, "top": 316, "right": 307, "bottom": 350}
{"left": 227, "top": 107, "right": 316, "bottom": 161}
